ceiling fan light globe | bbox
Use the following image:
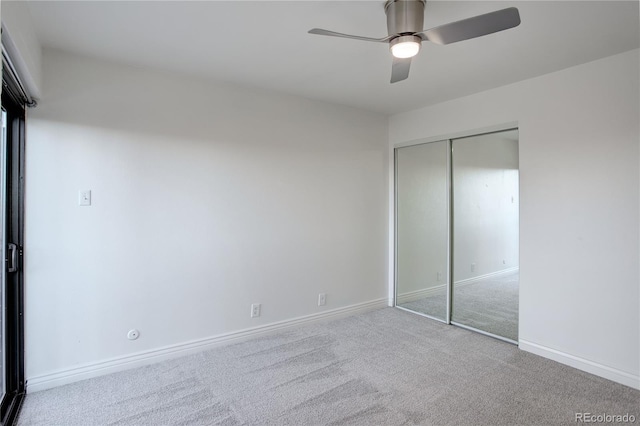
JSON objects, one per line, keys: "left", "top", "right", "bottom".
{"left": 389, "top": 35, "right": 422, "bottom": 59}
{"left": 391, "top": 41, "right": 420, "bottom": 58}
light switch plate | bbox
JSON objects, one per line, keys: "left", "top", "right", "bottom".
{"left": 79, "top": 190, "right": 91, "bottom": 206}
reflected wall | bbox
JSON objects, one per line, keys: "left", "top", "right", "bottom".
{"left": 395, "top": 141, "right": 449, "bottom": 321}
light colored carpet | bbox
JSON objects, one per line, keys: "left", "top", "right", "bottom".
{"left": 18, "top": 308, "right": 639, "bottom": 425}
{"left": 400, "top": 272, "right": 519, "bottom": 341}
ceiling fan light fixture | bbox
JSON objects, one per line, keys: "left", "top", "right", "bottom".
{"left": 390, "top": 35, "right": 422, "bottom": 59}
{"left": 309, "top": 4, "right": 521, "bottom": 84}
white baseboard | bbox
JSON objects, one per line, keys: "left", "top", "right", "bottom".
{"left": 519, "top": 339, "right": 640, "bottom": 390}
{"left": 454, "top": 267, "right": 519, "bottom": 288}
{"left": 26, "top": 298, "right": 388, "bottom": 393}
{"left": 396, "top": 284, "right": 447, "bottom": 304}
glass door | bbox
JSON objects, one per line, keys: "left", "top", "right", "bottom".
{"left": 0, "top": 108, "right": 6, "bottom": 402}
{"left": 0, "top": 85, "right": 26, "bottom": 424}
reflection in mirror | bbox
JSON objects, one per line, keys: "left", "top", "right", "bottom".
{"left": 396, "top": 141, "right": 448, "bottom": 321}
{"left": 451, "top": 129, "right": 519, "bottom": 341}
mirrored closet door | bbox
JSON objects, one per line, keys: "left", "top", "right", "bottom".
{"left": 395, "top": 140, "right": 449, "bottom": 322}
{"left": 451, "top": 130, "right": 519, "bottom": 342}
{"left": 395, "top": 129, "right": 519, "bottom": 343}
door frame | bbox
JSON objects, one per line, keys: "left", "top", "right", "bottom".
{"left": 392, "top": 122, "right": 519, "bottom": 343}
{"left": 0, "top": 85, "right": 26, "bottom": 426}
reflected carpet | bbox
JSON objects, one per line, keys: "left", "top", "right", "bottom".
{"left": 400, "top": 272, "right": 519, "bottom": 341}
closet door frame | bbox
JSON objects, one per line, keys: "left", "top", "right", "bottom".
{"left": 393, "top": 122, "right": 519, "bottom": 341}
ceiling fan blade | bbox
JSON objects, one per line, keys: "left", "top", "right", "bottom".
{"left": 418, "top": 7, "right": 520, "bottom": 45}
{"left": 391, "top": 57, "right": 411, "bottom": 84}
{"left": 308, "top": 28, "right": 393, "bottom": 43}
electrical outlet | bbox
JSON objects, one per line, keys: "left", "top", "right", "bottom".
{"left": 437, "top": 272, "right": 442, "bottom": 282}
{"left": 251, "top": 303, "right": 261, "bottom": 318}
{"left": 471, "top": 263, "right": 476, "bottom": 272}
{"left": 318, "top": 293, "right": 326, "bottom": 306}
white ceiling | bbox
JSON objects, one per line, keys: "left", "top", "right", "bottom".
{"left": 27, "top": 1, "right": 639, "bottom": 115}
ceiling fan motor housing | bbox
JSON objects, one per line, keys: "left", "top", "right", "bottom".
{"left": 385, "top": 0, "right": 426, "bottom": 36}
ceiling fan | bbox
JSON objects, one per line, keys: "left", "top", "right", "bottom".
{"left": 309, "top": 0, "right": 521, "bottom": 83}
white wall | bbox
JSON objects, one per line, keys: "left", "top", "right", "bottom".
{"left": 1, "top": 0, "right": 42, "bottom": 98}
{"left": 25, "top": 49, "right": 388, "bottom": 389}
{"left": 452, "top": 132, "right": 519, "bottom": 281}
{"left": 390, "top": 49, "right": 640, "bottom": 389}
